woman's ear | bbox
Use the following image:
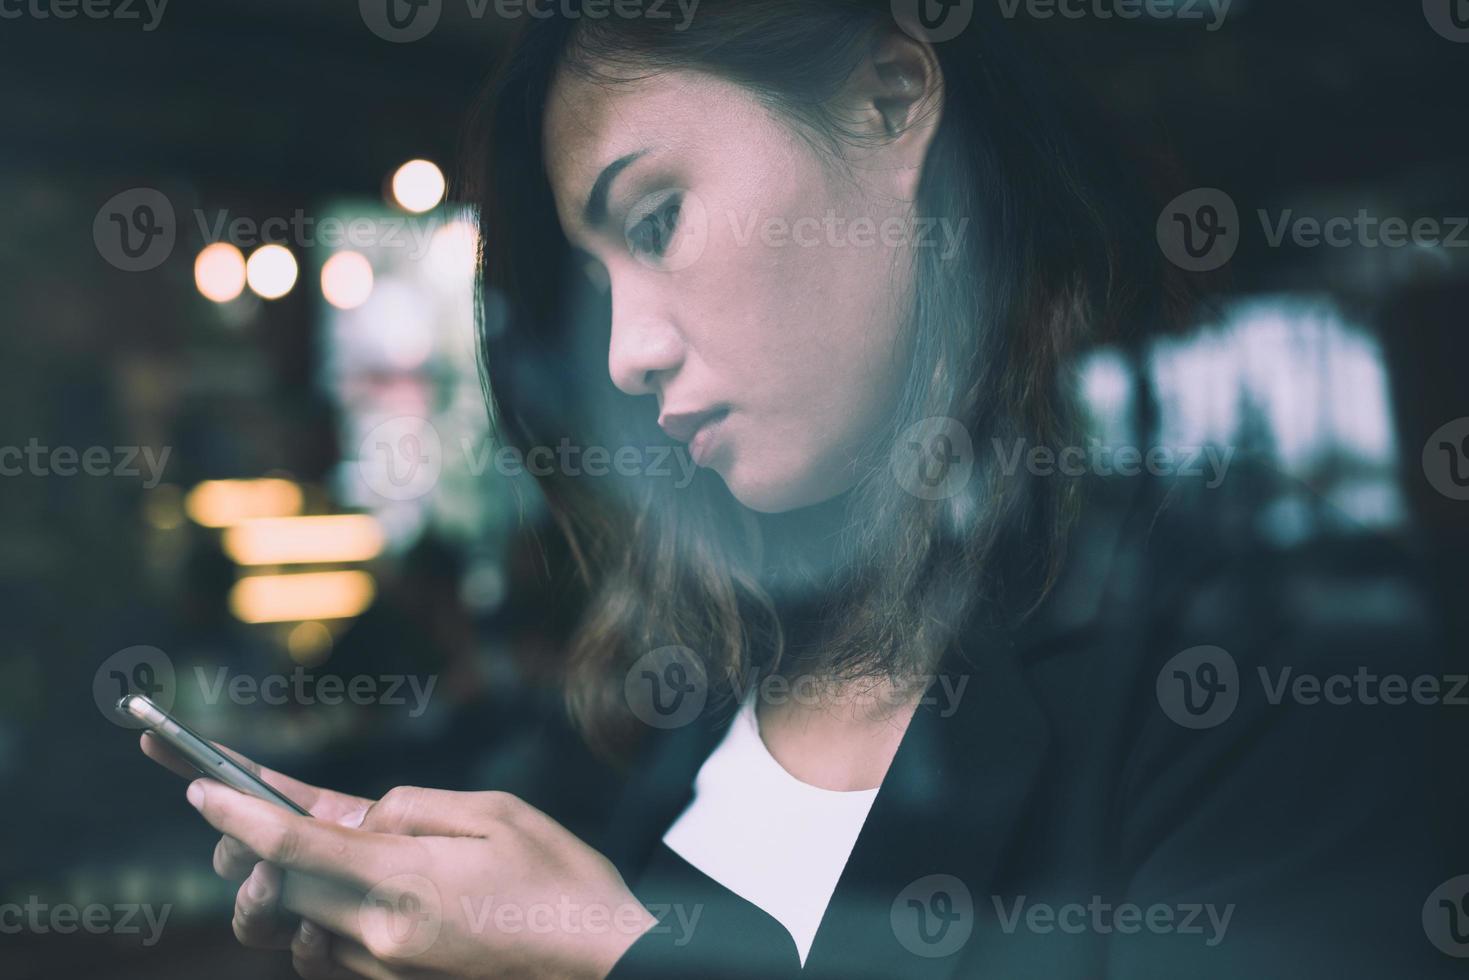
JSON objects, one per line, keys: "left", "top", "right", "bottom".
{"left": 839, "top": 28, "right": 944, "bottom": 199}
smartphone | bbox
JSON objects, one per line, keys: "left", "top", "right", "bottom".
{"left": 118, "top": 694, "right": 312, "bottom": 816}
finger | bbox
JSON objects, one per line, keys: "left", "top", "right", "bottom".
{"left": 142, "top": 732, "right": 373, "bottom": 821}
{"left": 139, "top": 732, "right": 204, "bottom": 780}
{"left": 187, "top": 779, "right": 416, "bottom": 891}
{"left": 278, "top": 870, "right": 371, "bottom": 946}
{"left": 360, "top": 786, "right": 530, "bottom": 838}
{"left": 216, "top": 802, "right": 369, "bottom": 882}
{"left": 290, "top": 920, "right": 362, "bottom": 980}
{"left": 214, "top": 834, "right": 261, "bottom": 882}
{"left": 232, "top": 862, "right": 297, "bottom": 950}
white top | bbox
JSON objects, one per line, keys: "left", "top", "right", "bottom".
{"left": 661, "top": 694, "right": 880, "bottom": 965}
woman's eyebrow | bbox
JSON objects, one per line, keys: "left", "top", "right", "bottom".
{"left": 582, "top": 150, "right": 647, "bottom": 229}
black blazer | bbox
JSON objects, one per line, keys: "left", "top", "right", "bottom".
{"left": 602, "top": 472, "right": 1468, "bottom": 979}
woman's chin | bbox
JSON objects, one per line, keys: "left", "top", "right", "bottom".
{"left": 719, "top": 459, "right": 854, "bottom": 514}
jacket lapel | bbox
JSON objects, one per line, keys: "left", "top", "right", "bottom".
{"left": 601, "top": 695, "right": 739, "bottom": 879}
{"left": 800, "top": 622, "right": 1052, "bottom": 979}
{"left": 801, "top": 477, "right": 1144, "bottom": 978}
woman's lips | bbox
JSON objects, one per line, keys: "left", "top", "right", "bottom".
{"left": 658, "top": 407, "right": 730, "bottom": 466}
{"left": 686, "top": 409, "right": 729, "bottom": 467}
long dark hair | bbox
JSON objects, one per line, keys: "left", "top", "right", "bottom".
{"left": 465, "top": 0, "right": 1169, "bottom": 757}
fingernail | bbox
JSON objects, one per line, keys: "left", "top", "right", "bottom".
{"left": 186, "top": 780, "right": 204, "bottom": 809}
{"left": 245, "top": 870, "right": 268, "bottom": 904}
{"left": 297, "top": 920, "right": 320, "bottom": 946}
{"left": 338, "top": 808, "right": 367, "bottom": 829}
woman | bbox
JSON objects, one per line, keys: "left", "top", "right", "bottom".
{"left": 142, "top": 1, "right": 1461, "bottom": 976}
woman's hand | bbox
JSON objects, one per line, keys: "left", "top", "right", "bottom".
{"left": 139, "top": 733, "right": 375, "bottom": 969}
{"left": 182, "top": 777, "right": 657, "bottom": 980}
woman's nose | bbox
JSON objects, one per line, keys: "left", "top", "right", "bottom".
{"left": 607, "top": 284, "right": 683, "bottom": 397}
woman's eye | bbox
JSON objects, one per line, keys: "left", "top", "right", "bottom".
{"left": 627, "top": 198, "right": 682, "bottom": 260}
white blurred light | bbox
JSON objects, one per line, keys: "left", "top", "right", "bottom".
{"left": 364, "top": 280, "right": 434, "bottom": 369}
{"left": 426, "top": 219, "right": 479, "bottom": 286}
{"left": 194, "top": 242, "right": 247, "bottom": 303}
{"left": 391, "top": 159, "right": 446, "bottom": 213}
{"left": 321, "top": 251, "right": 375, "bottom": 310}
{"left": 246, "top": 245, "right": 299, "bottom": 300}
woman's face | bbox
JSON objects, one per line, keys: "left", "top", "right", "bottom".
{"left": 543, "top": 63, "right": 937, "bottom": 513}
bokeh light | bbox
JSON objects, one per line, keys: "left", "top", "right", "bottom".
{"left": 246, "top": 244, "right": 299, "bottom": 300}
{"left": 426, "top": 219, "right": 478, "bottom": 287}
{"left": 193, "top": 242, "right": 247, "bottom": 303}
{"left": 286, "top": 621, "right": 334, "bottom": 665}
{"left": 391, "top": 159, "right": 445, "bottom": 213}
{"left": 321, "top": 250, "right": 374, "bottom": 310}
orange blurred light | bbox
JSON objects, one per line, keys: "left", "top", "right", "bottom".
{"left": 229, "top": 571, "right": 376, "bottom": 624}
{"left": 222, "top": 514, "right": 385, "bottom": 566}
{"left": 185, "top": 479, "right": 304, "bottom": 528}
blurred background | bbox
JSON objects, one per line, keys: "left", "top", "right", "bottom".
{"left": 1, "top": 2, "right": 1467, "bottom": 976}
